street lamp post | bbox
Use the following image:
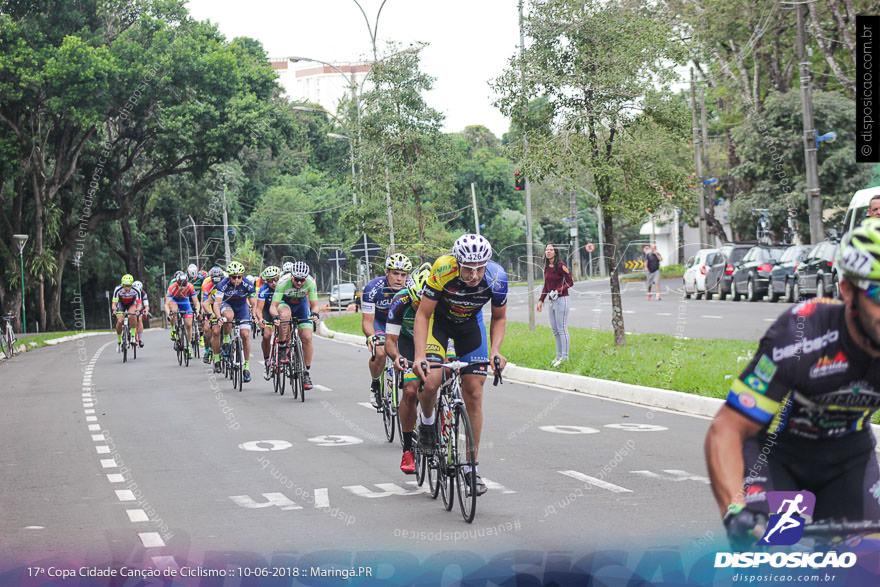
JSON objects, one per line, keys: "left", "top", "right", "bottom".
{"left": 12, "top": 234, "right": 28, "bottom": 333}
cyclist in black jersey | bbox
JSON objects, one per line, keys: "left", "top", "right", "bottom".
{"left": 705, "top": 218, "right": 880, "bottom": 548}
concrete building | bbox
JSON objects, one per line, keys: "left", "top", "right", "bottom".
{"left": 269, "top": 58, "right": 371, "bottom": 113}
{"left": 639, "top": 200, "right": 732, "bottom": 266}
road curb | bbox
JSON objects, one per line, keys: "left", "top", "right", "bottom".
{"left": 318, "top": 325, "right": 723, "bottom": 417}
{"left": 1, "top": 331, "right": 113, "bottom": 361}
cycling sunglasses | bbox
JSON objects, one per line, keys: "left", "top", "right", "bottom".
{"left": 229, "top": 274, "right": 243, "bottom": 279}
{"left": 292, "top": 277, "right": 306, "bottom": 284}
{"left": 857, "top": 280, "right": 880, "bottom": 303}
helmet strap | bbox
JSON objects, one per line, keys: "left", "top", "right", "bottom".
{"left": 850, "top": 292, "right": 880, "bottom": 352}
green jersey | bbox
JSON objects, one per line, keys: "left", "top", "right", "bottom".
{"left": 272, "top": 275, "right": 317, "bottom": 306}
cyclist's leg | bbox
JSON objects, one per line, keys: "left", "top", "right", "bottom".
{"left": 292, "top": 301, "right": 313, "bottom": 368}
{"left": 278, "top": 304, "right": 293, "bottom": 344}
{"left": 180, "top": 299, "right": 194, "bottom": 344}
{"left": 369, "top": 314, "right": 388, "bottom": 380}
{"left": 261, "top": 305, "right": 274, "bottom": 361}
{"left": 231, "top": 302, "right": 251, "bottom": 365}
{"left": 419, "top": 313, "right": 448, "bottom": 420}
{"left": 455, "top": 314, "right": 490, "bottom": 462}
{"left": 398, "top": 336, "right": 419, "bottom": 439}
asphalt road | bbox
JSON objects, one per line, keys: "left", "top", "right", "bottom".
{"left": 505, "top": 277, "right": 796, "bottom": 341}
{"left": 0, "top": 328, "right": 725, "bottom": 580}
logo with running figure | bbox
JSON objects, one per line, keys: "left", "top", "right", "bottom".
{"left": 759, "top": 491, "right": 816, "bottom": 546}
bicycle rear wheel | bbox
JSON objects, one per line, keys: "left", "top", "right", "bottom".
{"left": 132, "top": 329, "right": 137, "bottom": 360}
{"left": 0, "top": 332, "right": 7, "bottom": 359}
{"left": 452, "top": 403, "right": 477, "bottom": 523}
{"left": 295, "top": 337, "right": 306, "bottom": 402}
{"left": 382, "top": 381, "right": 395, "bottom": 442}
{"left": 235, "top": 339, "right": 243, "bottom": 392}
{"left": 122, "top": 330, "right": 128, "bottom": 363}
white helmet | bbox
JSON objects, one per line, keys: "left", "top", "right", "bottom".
{"left": 187, "top": 264, "right": 199, "bottom": 280}
{"left": 132, "top": 280, "right": 143, "bottom": 290}
{"left": 452, "top": 233, "right": 492, "bottom": 265}
{"left": 291, "top": 261, "right": 310, "bottom": 279}
{"left": 246, "top": 274, "right": 255, "bottom": 283}
{"left": 282, "top": 261, "right": 295, "bottom": 274}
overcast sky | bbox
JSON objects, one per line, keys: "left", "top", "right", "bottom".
{"left": 185, "top": 0, "right": 521, "bottom": 138}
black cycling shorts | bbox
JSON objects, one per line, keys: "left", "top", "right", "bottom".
{"left": 426, "top": 312, "right": 488, "bottom": 376}
{"left": 741, "top": 432, "right": 880, "bottom": 520}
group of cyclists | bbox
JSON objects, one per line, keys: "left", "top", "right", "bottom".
{"left": 109, "top": 216, "right": 880, "bottom": 545}
{"left": 112, "top": 260, "right": 320, "bottom": 386}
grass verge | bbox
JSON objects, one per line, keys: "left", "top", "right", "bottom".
{"left": 9, "top": 330, "right": 113, "bottom": 352}
{"left": 324, "top": 313, "right": 753, "bottom": 399}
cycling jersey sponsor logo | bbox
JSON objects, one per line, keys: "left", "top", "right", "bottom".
{"left": 744, "top": 375, "right": 768, "bottom": 394}
{"left": 809, "top": 351, "right": 848, "bottom": 378}
{"left": 759, "top": 491, "right": 815, "bottom": 546}
{"left": 817, "top": 383, "right": 880, "bottom": 407}
{"left": 754, "top": 354, "right": 777, "bottom": 383}
{"left": 792, "top": 300, "right": 818, "bottom": 317}
{"left": 744, "top": 484, "right": 766, "bottom": 505}
{"left": 771, "top": 329, "right": 839, "bottom": 362}
{"left": 738, "top": 392, "right": 757, "bottom": 409}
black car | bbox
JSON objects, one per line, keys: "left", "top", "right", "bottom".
{"left": 768, "top": 245, "right": 813, "bottom": 303}
{"left": 793, "top": 239, "right": 840, "bottom": 300}
{"left": 729, "top": 245, "right": 788, "bottom": 301}
{"left": 705, "top": 243, "right": 754, "bottom": 300}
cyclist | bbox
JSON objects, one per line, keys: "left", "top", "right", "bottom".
{"left": 132, "top": 280, "right": 149, "bottom": 346}
{"left": 269, "top": 261, "right": 318, "bottom": 390}
{"left": 200, "top": 266, "right": 225, "bottom": 364}
{"left": 166, "top": 271, "right": 200, "bottom": 357}
{"left": 256, "top": 265, "right": 281, "bottom": 378}
{"left": 386, "top": 263, "right": 432, "bottom": 474}
{"left": 280, "top": 261, "right": 295, "bottom": 280}
{"left": 187, "top": 264, "right": 208, "bottom": 347}
{"left": 413, "top": 234, "right": 509, "bottom": 497}
{"left": 211, "top": 261, "right": 256, "bottom": 381}
{"left": 705, "top": 218, "right": 880, "bottom": 549}
{"left": 363, "top": 253, "right": 412, "bottom": 408}
{"left": 113, "top": 274, "right": 143, "bottom": 350}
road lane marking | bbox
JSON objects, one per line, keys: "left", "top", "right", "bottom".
{"left": 313, "top": 384, "right": 333, "bottom": 392}
{"left": 358, "top": 402, "right": 376, "bottom": 409}
{"left": 86, "top": 416, "right": 98, "bottom": 422}
{"left": 84, "top": 409, "right": 95, "bottom": 414}
{"left": 100, "top": 459, "right": 117, "bottom": 468}
{"left": 700, "top": 315, "right": 723, "bottom": 319}
{"left": 91, "top": 434, "right": 105, "bottom": 441}
{"left": 88, "top": 424, "right": 101, "bottom": 431}
{"left": 151, "top": 556, "right": 179, "bottom": 572}
{"left": 238, "top": 440, "right": 292, "bottom": 452}
{"left": 229, "top": 493, "right": 303, "bottom": 510}
{"left": 95, "top": 445, "right": 111, "bottom": 454}
{"left": 656, "top": 312, "right": 672, "bottom": 316}
{"left": 539, "top": 425, "right": 600, "bottom": 435}
{"left": 604, "top": 423, "right": 668, "bottom": 432}
{"left": 630, "top": 469, "right": 710, "bottom": 484}
{"left": 138, "top": 532, "right": 165, "bottom": 548}
{"left": 763, "top": 318, "right": 775, "bottom": 322}
{"left": 314, "top": 488, "right": 330, "bottom": 508}
{"left": 107, "top": 474, "right": 125, "bottom": 483}
{"left": 559, "top": 470, "right": 632, "bottom": 493}
{"left": 344, "top": 483, "right": 428, "bottom": 498}
{"left": 126, "top": 509, "right": 149, "bottom": 522}
{"left": 115, "top": 490, "right": 136, "bottom": 502}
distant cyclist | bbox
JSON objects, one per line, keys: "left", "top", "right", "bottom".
{"left": 211, "top": 261, "right": 256, "bottom": 381}
{"left": 706, "top": 218, "right": 880, "bottom": 549}
{"left": 413, "top": 234, "right": 508, "bottom": 497}
{"left": 112, "top": 274, "right": 143, "bottom": 350}
{"left": 270, "top": 261, "right": 319, "bottom": 390}
{"left": 363, "top": 253, "right": 412, "bottom": 407}
{"left": 386, "top": 263, "right": 432, "bottom": 474}
{"left": 200, "top": 266, "right": 225, "bottom": 364}
{"left": 165, "top": 271, "right": 200, "bottom": 357}
{"left": 256, "top": 265, "right": 281, "bottom": 377}
{"left": 132, "top": 280, "right": 149, "bottom": 345}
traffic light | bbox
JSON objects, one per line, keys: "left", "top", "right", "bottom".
{"left": 514, "top": 170, "right": 525, "bottom": 191}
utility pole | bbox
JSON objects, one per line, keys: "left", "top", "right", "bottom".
{"left": 569, "top": 189, "right": 581, "bottom": 280}
{"left": 222, "top": 184, "right": 231, "bottom": 265}
{"left": 797, "top": 3, "right": 824, "bottom": 243}
{"left": 700, "top": 86, "right": 717, "bottom": 247}
{"left": 691, "top": 69, "right": 708, "bottom": 247}
{"left": 471, "top": 183, "right": 480, "bottom": 235}
{"left": 189, "top": 215, "right": 199, "bottom": 269}
{"left": 519, "top": 0, "right": 536, "bottom": 331}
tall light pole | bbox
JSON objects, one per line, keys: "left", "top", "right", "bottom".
{"left": 12, "top": 234, "right": 28, "bottom": 333}
{"left": 796, "top": 2, "right": 824, "bottom": 243}
{"left": 519, "top": 0, "right": 536, "bottom": 332}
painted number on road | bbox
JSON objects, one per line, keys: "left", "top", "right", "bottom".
{"left": 238, "top": 440, "right": 293, "bottom": 452}
{"left": 307, "top": 435, "right": 363, "bottom": 446}
{"left": 539, "top": 425, "right": 600, "bottom": 435}
{"left": 604, "top": 423, "right": 668, "bottom": 432}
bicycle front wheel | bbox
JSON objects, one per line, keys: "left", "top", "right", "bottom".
{"left": 235, "top": 340, "right": 243, "bottom": 392}
{"left": 296, "top": 338, "right": 306, "bottom": 403}
{"left": 452, "top": 404, "right": 477, "bottom": 523}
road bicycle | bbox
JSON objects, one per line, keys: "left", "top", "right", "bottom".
{"left": 222, "top": 318, "right": 249, "bottom": 392}
{"left": 1, "top": 314, "right": 17, "bottom": 359}
{"left": 168, "top": 311, "right": 190, "bottom": 367}
{"left": 191, "top": 315, "right": 202, "bottom": 360}
{"left": 417, "top": 357, "right": 503, "bottom": 523}
{"left": 283, "top": 322, "right": 307, "bottom": 402}
{"left": 371, "top": 338, "right": 401, "bottom": 441}
{"left": 119, "top": 311, "right": 140, "bottom": 363}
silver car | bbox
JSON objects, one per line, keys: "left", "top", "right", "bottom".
{"left": 683, "top": 248, "right": 719, "bottom": 299}
{"left": 329, "top": 282, "right": 357, "bottom": 308}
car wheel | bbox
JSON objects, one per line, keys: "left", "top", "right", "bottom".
{"left": 747, "top": 278, "right": 757, "bottom": 302}
{"left": 696, "top": 288, "right": 703, "bottom": 300}
{"left": 730, "top": 279, "right": 739, "bottom": 301}
{"left": 816, "top": 278, "right": 825, "bottom": 299}
{"left": 793, "top": 279, "right": 802, "bottom": 302}
{"left": 784, "top": 279, "right": 794, "bottom": 303}
{"left": 769, "top": 283, "right": 780, "bottom": 303}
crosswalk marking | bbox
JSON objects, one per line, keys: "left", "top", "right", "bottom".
{"left": 629, "top": 469, "right": 710, "bottom": 484}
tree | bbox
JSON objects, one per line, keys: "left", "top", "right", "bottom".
{"left": 494, "top": 0, "right": 689, "bottom": 346}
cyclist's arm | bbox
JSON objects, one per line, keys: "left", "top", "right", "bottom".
{"left": 385, "top": 331, "right": 401, "bottom": 363}
{"left": 269, "top": 300, "right": 280, "bottom": 319}
{"left": 211, "top": 293, "right": 223, "bottom": 319}
{"left": 413, "top": 296, "right": 437, "bottom": 368}
{"left": 489, "top": 304, "right": 507, "bottom": 360}
{"left": 704, "top": 405, "right": 763, "bottom": 517}
{"left": 361, "top": 311, "right": 375, "bottom": 337}
{"left": 306, "top": 278, "right": 319, "bottom": 314}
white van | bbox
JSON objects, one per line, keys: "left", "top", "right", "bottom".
{"left": 843, "top": 186, "right": 880, "bottom": 233}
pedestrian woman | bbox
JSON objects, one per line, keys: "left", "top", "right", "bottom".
{"left": 537, "top": 243, "right": 574, "bottom": 367}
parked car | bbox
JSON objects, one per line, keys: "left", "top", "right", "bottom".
{"left": 704, "top": 243, "right": 754, "bottom": 300}
{"left": 329, "top": 282, "right": 357, "bottom": 308}
{"left": 682, "top": 248, "right": 719, "bottom": 299}
{"left": 729, "top": 245, "right": 788, "bottom": 301}
{"left": 768, "top": 244, "right": 813, "bottom": 303}
{"left": 793, "top": 239, "right": 840, "bottom": 300}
